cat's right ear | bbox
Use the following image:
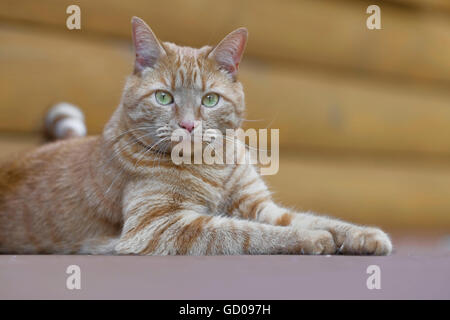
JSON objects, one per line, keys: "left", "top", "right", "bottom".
{"left": 131, "top": 17, "right": 166, "bottom": 73}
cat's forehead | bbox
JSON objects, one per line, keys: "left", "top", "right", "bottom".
{"left": 162, "top": 42, "right": 212, "bottom": 62}
{"left": 157, "top": 42, "right": 217, "bottom": 90}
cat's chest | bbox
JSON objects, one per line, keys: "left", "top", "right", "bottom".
{"left": 172, "top": 165, "right": 234, "bottom": 212}
{"left": 132, "top": 165, "right": 237, "bottom": 214}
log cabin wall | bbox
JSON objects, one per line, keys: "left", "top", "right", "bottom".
{"left": 0, "top": 0, "right": 449, "bottom": 233}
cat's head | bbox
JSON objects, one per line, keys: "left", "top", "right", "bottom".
{"left": 120, "top": 17, "right": 247, "bottom": 153}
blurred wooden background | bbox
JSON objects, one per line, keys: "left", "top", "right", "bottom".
{"left": 0, "top": 0, "right": 449, "bottom": 233}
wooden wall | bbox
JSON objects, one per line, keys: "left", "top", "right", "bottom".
{"left": 0, "top": 0, "right": 449, "bottom": 232}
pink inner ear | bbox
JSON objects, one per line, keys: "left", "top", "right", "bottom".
{"left": 131, "top": 17, "right": 164, "bottom": 72}
{"left": 211, "top": 28, "right": 248, "bottom": 76}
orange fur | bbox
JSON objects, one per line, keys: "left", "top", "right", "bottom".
{"left": 0, "top": 17, "right": 392, "bottom": 256}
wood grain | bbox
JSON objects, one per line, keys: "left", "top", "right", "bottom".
{"left": 0, "top": 0, "right": 449, "bottom": 232}
{"left": 387, "top": 0, "right": 450, "bottom": 12}
{"left": 0, "top": 0, "right": 449, "bottom": 84}
{"left": 265, "top": 153, "right": 450, "bottom": 231}
{"left": 0, "top": 25, "right": 131, "bottom": 133}
{"left": 1, "top": 25, "right": 450, "bottom": 156}
{"left": 240, "top": 62, "right": 450, "bottom": 155}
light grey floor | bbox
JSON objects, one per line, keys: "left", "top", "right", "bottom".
{"left": 0, "top": 248, "right": 449, "bottom": 299}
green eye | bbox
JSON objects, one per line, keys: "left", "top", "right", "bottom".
{"left": 155, "top": 90, "right": 174, "bottom": 105}
{"left": 202, "top": 93, "right": 220, "bottom": 108}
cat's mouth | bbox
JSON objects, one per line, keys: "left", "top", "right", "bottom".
{"left": 128, "top": 131, "right": 171, "bottom": 155}
{"left": 129, "top": 127, "right": 216, "bottom": 157}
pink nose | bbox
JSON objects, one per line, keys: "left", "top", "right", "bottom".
{"left": 179, "top": 120, "right": 195, "bottom": 133}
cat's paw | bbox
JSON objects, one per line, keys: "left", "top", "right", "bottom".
{"left": 338, "top": 227, "right": 392, "bottom": 255}
{"left": 297, "top": 229, "right": 337, "bottom": 255}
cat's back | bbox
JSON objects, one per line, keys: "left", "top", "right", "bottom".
{"left": 0, "top": 136, "right": 98, "bottom": 194}
{"left": 0, "top": 136, "right": 102, "bottom": 253}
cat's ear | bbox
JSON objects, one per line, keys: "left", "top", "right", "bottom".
{"left": 208, "top": 28, "right": 248, "bottom": 78}
{"left": 131, "top": 17, "right": 166, "bottom": 73}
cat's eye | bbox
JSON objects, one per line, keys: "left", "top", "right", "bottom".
{"left": 202, "top": 93, "right": 220, "bottom": 108}
{"left": 155, "top": 90, "right": 174, "bottom": 105}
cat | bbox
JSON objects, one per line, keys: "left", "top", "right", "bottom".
{"left": 0, "top": 17, "right": 392, "bottom": 255}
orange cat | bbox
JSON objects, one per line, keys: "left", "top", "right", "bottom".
{"left": 0, "top": 17, "right": 392, "bottom": 255}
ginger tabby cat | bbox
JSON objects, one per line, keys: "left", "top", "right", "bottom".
{"left": 0, "top": 17, "right": 392, "bottom": 255}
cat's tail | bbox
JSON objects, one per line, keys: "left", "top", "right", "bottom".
{"left": 44, "top": 102, "right": 87, "bottom": 140}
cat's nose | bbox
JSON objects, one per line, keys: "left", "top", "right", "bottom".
{"left": 178, "top": 120, "right": 195, "bottom": 133}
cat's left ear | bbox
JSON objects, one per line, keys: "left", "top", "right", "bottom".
{"left": 131, "top": 16, "right": 166, "bottom": 73}
{"left": 208, "top": 28, "right": 248, "bottom": 78}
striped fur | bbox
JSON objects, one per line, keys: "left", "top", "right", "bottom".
{"left": 0, "top": 17, "right": 392, "bottom": 255}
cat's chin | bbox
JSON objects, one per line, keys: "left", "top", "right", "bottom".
{"left": 168, "top": 139, "right": 216, "bottom": 159}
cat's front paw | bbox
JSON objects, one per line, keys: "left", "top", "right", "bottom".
{"left": 296, "top": 230, "right": 337, "bottom": 255}
{"left": 339, "top": 227, "right": 392, "bottom": 255}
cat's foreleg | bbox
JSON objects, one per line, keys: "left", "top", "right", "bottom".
{"left": 114, "top": 208, "right": 336, "bottom": 255}
{"left": 229, "top": 165, "right": 392, "bottom": 255}
{"left": 256, "top": 203, "right": 392, "bottom": 255}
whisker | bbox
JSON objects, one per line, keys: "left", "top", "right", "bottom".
{"left": 106, "top": 126, "right": 154, "bottom": 144}
{"left": 263, "top": 113, "right": 279, "bottom": 130}
{"left": 103, "top": 136, "right": 170, "bottom": 196}
{"left": 241, "top": 119, "right": 265, "bottom": 122}
{"left": 222, "top": 135, "right": 269, "bottom": 152}
{"left": 100, "top": 131, "right": 155, "bottom": 170}
{"left": 133, "top": 137, "right": 171, "bottom": 169}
